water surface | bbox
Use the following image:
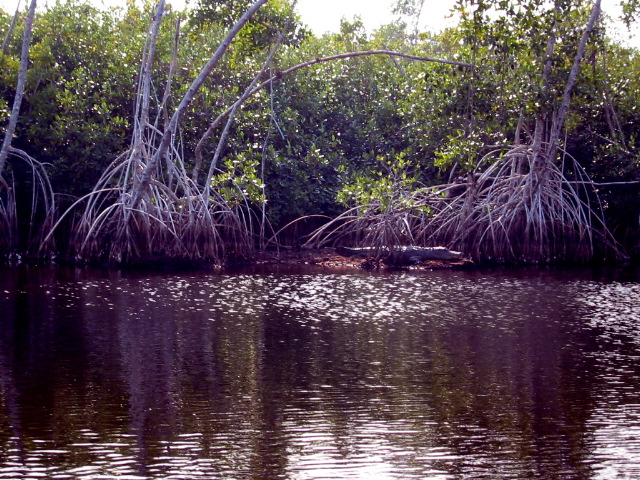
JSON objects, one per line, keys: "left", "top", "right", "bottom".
{"left": 1, "top": 265, "right": 639, "bottom": 479}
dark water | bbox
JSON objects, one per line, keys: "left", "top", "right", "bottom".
{"left": 1, "top": 265, "right": 640, "bottom": 480}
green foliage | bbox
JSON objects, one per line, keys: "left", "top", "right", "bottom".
{"left": 0, "top": 0, "right": 147, "bottom": 196}
{"left": 337, "top": 154, "right": 420, "bottom": 211}
{"left": 621, "top": 0, "right": 640, "bottom": 28}
{"left": 191, "top": 0, "right": 308, "bottom": 53}
{"left": 434, "top": 131, "right": 487, "bottom": 170}
{"left": 0, "top": 0, "right": 638, "bottom": 256}
{"left": 211, "top": 153, "right": 265, "bottom": 207}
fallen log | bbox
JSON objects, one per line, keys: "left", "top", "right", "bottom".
{"left": 335, "top": 246, "right": 465, "bottom": 264}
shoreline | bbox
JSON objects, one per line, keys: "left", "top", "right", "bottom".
{"left": 252, "top": 247, "right": 475, "bottom": 271}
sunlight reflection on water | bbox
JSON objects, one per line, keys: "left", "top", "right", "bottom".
{"left": 1, "top": 266, "right": 640, "bottom": 479}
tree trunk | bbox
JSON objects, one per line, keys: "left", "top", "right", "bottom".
{"left": 137, "top": 0, "right": 166, "bottom": 129}
{"left": 1, "top": 0, "right": 22, "bottom": 54}
{"left": 0, "top": 0, "right": 37, "bottom": 174}
{"left": 531, "top": 6, "right": 558, "bottom": 164}
{"left": 131, "top": 0, "right": 270, "bottom": 208}
{"left": 545, "top": 0, "right": 602, "bottom": 162}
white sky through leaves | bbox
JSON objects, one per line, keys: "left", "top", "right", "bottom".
{"left": 0, "top": 0, "right": 637, "bottom": 47}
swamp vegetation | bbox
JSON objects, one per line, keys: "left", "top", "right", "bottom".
{"left": 0, "top": 0, "right": 639, "bottom": 266}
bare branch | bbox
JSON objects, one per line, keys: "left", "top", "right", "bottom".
{"left": 193, "top": 33, "right": 285, "bottom": 182}
{"left": 131, "top": 0, "right": 270, "bottom": 208}
{"left": 546, "top": 0, "right": 602, "bottom": 162}
{"left": 0, "top": 0, "right": 37, "bottom": 174}
{"left": 1, "top": 0, "right": 21, "bottom": 54}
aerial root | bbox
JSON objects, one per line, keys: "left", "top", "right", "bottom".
{"left": 0, "top": 147, "right": 56, "bottom": 257}
{"left": 305, "top": 145, "right": 623, "bottom": 264}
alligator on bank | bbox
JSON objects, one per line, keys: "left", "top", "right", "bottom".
{"left": 335, "top": 246, "right": 466, "bottom": 265}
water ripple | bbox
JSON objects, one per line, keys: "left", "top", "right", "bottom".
{"left": 1, "top": 266, "right": 640, "bottom": 479}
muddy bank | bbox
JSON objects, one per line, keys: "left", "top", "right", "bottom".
{"left": 2, "top": 247, "right": 474, "bottom": 272}
{"left": 253, "top": 247, "right": 474, "bottom": 271}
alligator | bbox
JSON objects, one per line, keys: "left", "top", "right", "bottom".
{"left": 335, "top": 246, "right": 465, "bottom": 264}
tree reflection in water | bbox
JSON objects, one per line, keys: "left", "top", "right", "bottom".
{"left": 1, "top": 265, "right": 639, "bottom": 479}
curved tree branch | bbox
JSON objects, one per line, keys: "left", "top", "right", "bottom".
{"left": 194, "top": 49, "right": 474, "bottom": 179}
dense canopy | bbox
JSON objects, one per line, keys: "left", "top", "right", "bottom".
{"left": 0, "top": 0, "right": 638, "bottom": 265}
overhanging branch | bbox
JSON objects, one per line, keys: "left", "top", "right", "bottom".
{"left": 195, "top": 49, "right": 474, "bottom": 176}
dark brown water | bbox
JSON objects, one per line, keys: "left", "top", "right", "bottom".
{"left": 1, "top": 265, "right": 639, "bottom": 480}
